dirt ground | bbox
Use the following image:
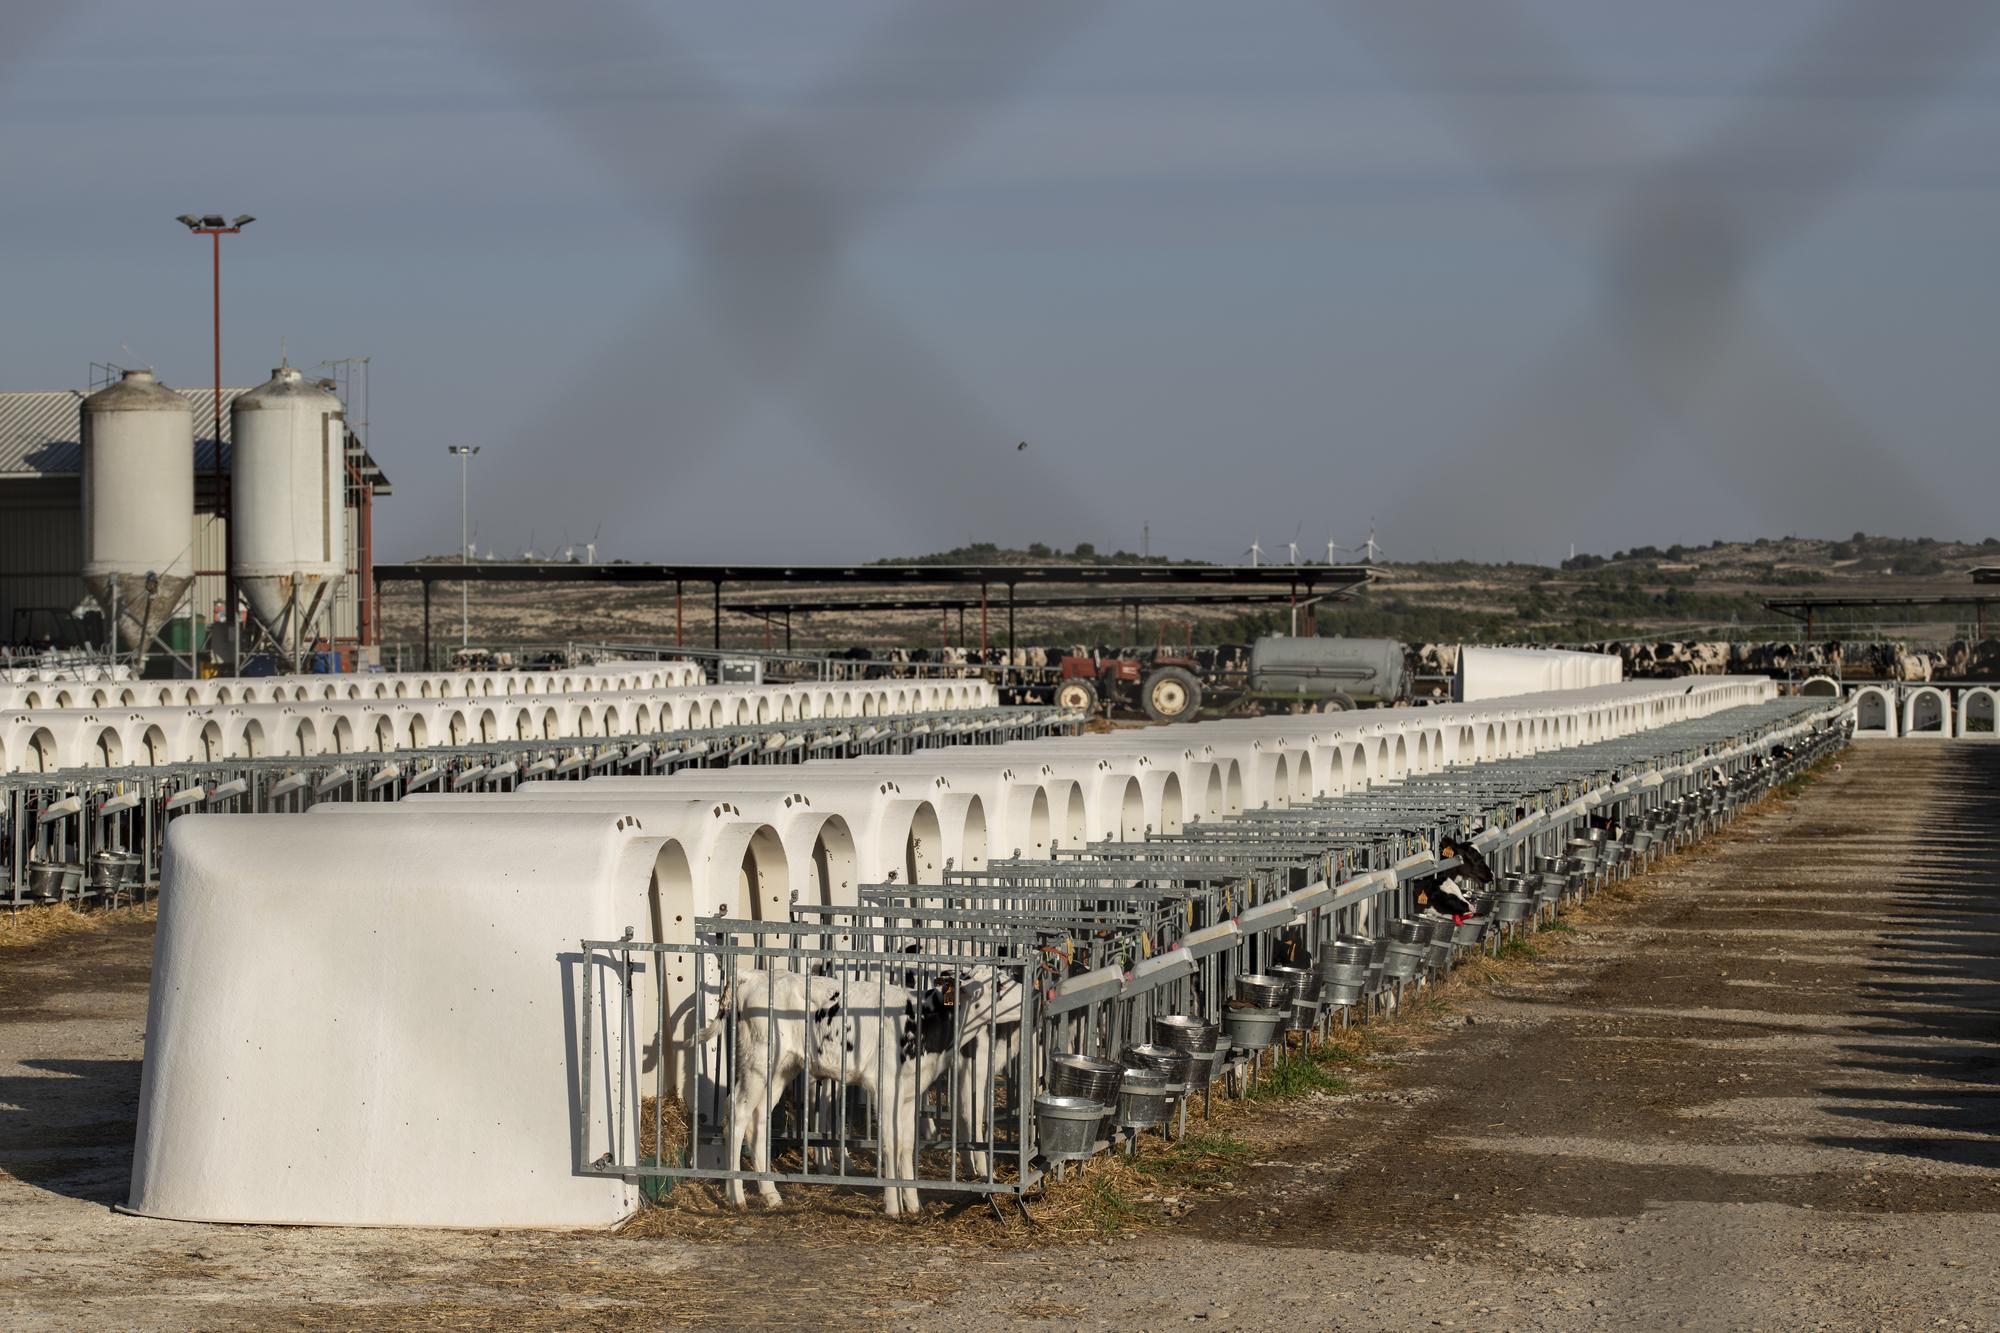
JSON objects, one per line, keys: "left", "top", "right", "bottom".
{"left": 3, "top": 740, "right": 1996, "bottom": 1330}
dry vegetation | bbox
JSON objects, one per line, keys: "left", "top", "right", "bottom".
{"left": 377, "top": 533, "right": 2000, "bottom": 658}
{"left": 0, "top": 899, "right": 152, "bottom": 949}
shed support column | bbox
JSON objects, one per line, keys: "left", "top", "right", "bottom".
{"left": 1007, "top": 583, "right": 1016, "bottom": 661}
{"left": 422, "top": 580, "right": 432, "bottom": 671}
{"left": 675, "top": 580, "right": 683, "bottom": 647}
{"left": 712, "top": 581, "right": 722, "bottom": 651}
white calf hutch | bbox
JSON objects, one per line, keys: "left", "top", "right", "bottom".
{"left": 128, "top": 811, "right": 677, "bottom": 1228}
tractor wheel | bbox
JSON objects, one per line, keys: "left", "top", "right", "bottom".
{"left": 1056, "top": 678, "right": 1099, "bottom": 715}
{"left": 1142, "top": 666, "right": 1203, "bottom": 723}
{"left": 1322, "top": 691, "right": 1357, "bottom": 713}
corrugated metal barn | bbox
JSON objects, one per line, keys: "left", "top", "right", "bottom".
{"left": 0, "top": 379, "right": 389, "bottom": 654}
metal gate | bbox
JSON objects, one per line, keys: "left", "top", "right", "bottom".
{"left": 576, "top": 920, "right": 1041, "bottom": 1209}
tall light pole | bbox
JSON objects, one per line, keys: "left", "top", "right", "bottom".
{"left": 175, "top": 214, "right": 254, "bottom": 669}
{"left": 448, "top": 445, "right": 480, "bottom": 646}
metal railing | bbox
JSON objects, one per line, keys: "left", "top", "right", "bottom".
{"left": 2, "top": 704, "right": 1077, "bottom": 909}
{"left": 579, "top": 920, "right": 1037, "bottom": 1213}
{"left": 572, "top": 695, "right": 1852, "bottom": 1211}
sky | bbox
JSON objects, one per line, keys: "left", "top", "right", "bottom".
{"left": 3, "top": 0, "right": 1998, "bottom": 566}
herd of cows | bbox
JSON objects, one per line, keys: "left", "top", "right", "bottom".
{"left": 848, "top": 638, "right": 1999, "bottom": 683}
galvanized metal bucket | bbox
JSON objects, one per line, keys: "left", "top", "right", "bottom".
{"left": 1151, "top": 1015, "right": 1220, "bottom": 1056}
{"left": 1050, "top": 1054, "right": 1124, "bottom": 1106}
{"left": 1322, "top": 959, "right": 1370, "bottom": 993}
{"left": 1122, "top": 1042, "right": 1193, "bottom": 1090}
{"left": 1329, "top": 936, "right": 1373, "bottom": 967}
{"left": 1381, "top": 941, "right": 1425, "bottom": 980}
{"left": 1035, "top": 1094, "right": 1105, "bottom": 1162}
{"left": 1183, "top": 1046, "right": 1226, "bottom": 1086}
{"left": 1236, "top": 974, "right": 1292, "bottom": 1009}
{"left": 1266, "top": 964, "right": 1315, "bottom": 1007}
{"left": 26, "top": 861, "right": 82, "bottom": 903}
{"left": 1116, "top": 1070, "right": 1175, "bottom": 1128}
{"left": 1223, "top": 1005, "right": 1288, "bottom": 1051}
{"left": 1323, "top": 979, "right": 1366, "bottom": 1007}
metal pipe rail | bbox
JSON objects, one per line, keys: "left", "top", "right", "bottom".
{"left": 577, "top": 922, "right": 1041, "bottom": 1210}
{"left": 2, "top": 704, "right": 1078, "bottom": 907}
{"left": 573, "top": 695, "right": 1849, "bottom": 1208}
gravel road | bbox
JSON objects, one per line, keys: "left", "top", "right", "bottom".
{"left": 2, "top": 739, "right": 1994, "bottom": 1330}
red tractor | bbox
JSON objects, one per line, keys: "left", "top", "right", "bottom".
{"left": 1053, "top": 622, "right": 1205, "bottom": 723}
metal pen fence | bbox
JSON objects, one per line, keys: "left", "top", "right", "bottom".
{"left": 578, "top": 918, "right": 1040, "bottom": 1216}
{"left": 572, "top": 695, "right": 1851, "bottom": 1213}
{"left": 1, "top": 703, "right": 1075, "bottom": 908}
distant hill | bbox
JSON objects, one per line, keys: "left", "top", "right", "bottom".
{"left": 871, "top": 534, "right": 2000, "bottom": 644}
{"left": 378, "top": 533, "right": 2000, "bottom": 652}
{"left": 1333, "top": 532, "right": 2000, "bottom": 644}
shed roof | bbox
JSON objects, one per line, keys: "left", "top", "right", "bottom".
{"left": 0, "top": 384, "right": 390, "bottom": 492}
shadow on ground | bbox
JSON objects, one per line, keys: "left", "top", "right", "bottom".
{"left": 1822, "top": 746, "right": 2000, "bottom": 1165}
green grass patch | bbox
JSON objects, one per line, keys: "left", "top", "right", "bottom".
{"left": 1496, "top": 937, "right": 1541, "bottom": 961}
{"left": 1311, "top": 1041, "right": 1369, "bottom": 1067}
{"left": 1081, "top": 1174, "right": 1147, "bottom": 1232}
{"left": 1249, "top": 1052, "right": 1352, "bottom": 1102}
{"left": 1131, "top": 1133, "right": 1253, "bottom": 1190}
{"left": 1539, "top": 920, "right": 1576, "bottom": 935}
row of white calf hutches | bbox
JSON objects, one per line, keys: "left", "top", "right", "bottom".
{"left": 0, "top": 675, "right": 999, "bottom": 774}
{"left": 126, "top": 674, "right": 1788, "bottom": 1230}
{"left": 1847, "top": 682, "right": 1999, "bottom": 739}
{"left": 0, "top": 660, "right": 703, "bottom": 711}
{"left": 0, "top": 663, "right": 134, "bottom": 686}
{"left": 1, "top": 670, "right": 996, "bottom": 715}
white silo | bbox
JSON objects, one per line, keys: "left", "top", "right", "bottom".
{"left": 81, "top": 369, "right": 196, "bottom": 661}
{"left": 230, "top": 365, "right": 347, "bottom": 665}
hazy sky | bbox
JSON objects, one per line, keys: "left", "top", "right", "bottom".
{"left": 4, "top": 1, "right": 1998, "bottom": 565}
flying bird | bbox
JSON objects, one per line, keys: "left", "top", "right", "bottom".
{"left": 1016, "top": 440, "right": 1028, "bottom": 451}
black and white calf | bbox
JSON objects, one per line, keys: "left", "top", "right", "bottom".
{"left": 688, "top": 967, "right": 1000, "bottom": 1216}
{"left": 949, "top": 970, "right": 1027, "bottom": 1178}
{"left": 1436, "top": 835, "right": 1493, "bottom": 888}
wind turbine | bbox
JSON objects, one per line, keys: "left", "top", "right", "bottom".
{"left": 584, "top": 523, "right": 601, "bottom": 565}
{"left": 1243, "top": 540, "right": 1263, "bottom": 567}
{"left": 1356, "top": 528, "right": 1384, "bottom": 564}
{"left": 1326, "top": 537, "right": 1340, "bottom": 565}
